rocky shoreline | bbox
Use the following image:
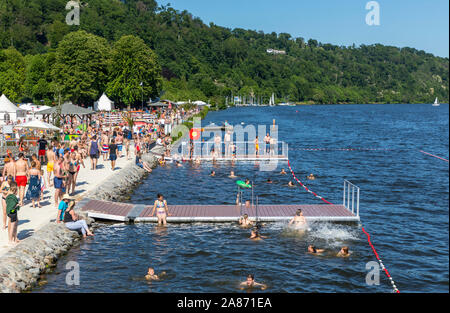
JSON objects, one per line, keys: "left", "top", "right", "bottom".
{"left": 0, "top": 150, "right": 160, "bottom": 293}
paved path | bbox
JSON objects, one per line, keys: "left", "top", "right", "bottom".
{"left": 0, "top": 148, "right": 136, "bottom": 257}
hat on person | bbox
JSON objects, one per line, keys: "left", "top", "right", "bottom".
{"left": 4, "top": 157, "right": 10, "bottom": 162}
{"left": 62, "top": 194, "right": 72, "bottom": 201}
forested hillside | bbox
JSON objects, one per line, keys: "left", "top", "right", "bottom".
{"left": 0, "top": 0, "right": 448, "bottom": 107}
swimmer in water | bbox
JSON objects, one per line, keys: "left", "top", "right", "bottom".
{"left": 210, "top": 170, "right": 216, "bottom": 177}
{"left": 229, "top": 171, "right": 237, "bottom": 178}
{"left": 280, "top": 168, "right": 287, "bottom": 175}
{"left": 240, "top": 274, "right": 267, "bottom": 290}
{"left": 245, "top": 179, "right": 251, "bottom": 186}
{"left": 337, "top": 246, "right": 350, "bottom": 257}
{"left": 288, "top": 181, "right": 295, "bottom": 187}
{"left": 307, "top": 245, "right": 325, "bottom": 254}
{"left": 239, "top": 214, "right": 254, "bottom": 227}
{"left": 266, "top": 178, "right": 273, "bottom": 183}
{"left": 145, "top": 267, "right": 166, "bottom": 280}
{"left": 307, "top": 173, "right": 316, "bottom": 180}
{"left": 289, "top": 209, "right": 307, "bottom": 228}
{"left": 249, "top": 228, "right": 267, "bottom": 240}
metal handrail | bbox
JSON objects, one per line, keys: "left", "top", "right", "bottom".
{"left": 343, "top": 180, "right": 360, "bottom": 217}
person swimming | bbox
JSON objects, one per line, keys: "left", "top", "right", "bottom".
{"left": 145, "top": 267, "right": 166, "bottom": 280}
{"left": 280, "top": 168, "right": 287, "bottom": 175}
{"left": 240, "top": 274, "right": 267, "bottom": 290}
{"left": 229, "top": 171, "right": 237, "bottom": 178}
{"left": 266, "top": 178, "right": 273, "bottom": 183}
{"left": 307, "top": 173, "right": 316, "bottom": 180}
{"left": 288, "top": 181, "right": 295, "bottom": 187}
{"left": 239, "top": 214, "right": 253, "bottom": 227}
{"left": 308, "top": 245, "right": 325, "bottom": 254}
{"left": 289, "top": 209, "right": 307, "bottom": 228}
{"left": 210, "top": 170, "right": 216, "bottom": 177}
{"left": 337, "top": 246, "right": 350, "bottom": 257}
{"left": 249, "top": 227, "right": 267, "bottom": 240}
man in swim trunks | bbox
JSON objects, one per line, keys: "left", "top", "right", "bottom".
{"left": 14, "top": 153, "right": 29, "bottom": 206}
{"left": 46, "top": 144, "right": 56, "bottom": 187}
{"left": 229, "top": 171, "right": 237, "bottom": 178}
{"left": 37, "top": 135, "right": 48, "bottom": 164}
{"left": 240, "top": 274, "right": 267, "bottom": 290}
{"left": 101, "top": 131, "right": 109, "bottom": 161}
{"left": 151, "top": 193, "right": 172, "bottom": 226}
{"left": 254, "top": 136, "right": 259, "bottom": 156}
{"left": 53, "top": 156, "right": 66, "bottom": 207}
{"left": 264, "top": 133, "right": 271, "bottom": 154}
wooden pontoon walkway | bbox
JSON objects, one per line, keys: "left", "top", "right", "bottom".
{"left": 78, "top": 198, "right": 360, "bottom": 223}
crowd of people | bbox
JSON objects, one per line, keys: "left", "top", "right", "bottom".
{"left": 0, "top": 105, "right": 202, "bottom": 246}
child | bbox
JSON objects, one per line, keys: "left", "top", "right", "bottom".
{"left": 6, "top": 182, "right": 20, "bottom": 245}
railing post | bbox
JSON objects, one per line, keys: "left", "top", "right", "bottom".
{"left": 352, "top": 186, "right": 355, "bottom": 215}
{"left": 357, "top": 187, "right": 360, "bottom": 217}
{"left": 347, "top": 182, "right": 350, "bottom": 210}
{"left": 343, "top": 181, "right": 346, "bottom": 207}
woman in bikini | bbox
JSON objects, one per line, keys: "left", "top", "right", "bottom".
{"left": 151, "top": 194, "right": 172, "bottom": 226}
{"left": 1, "top": 175, "right": 13, "bottom": 229}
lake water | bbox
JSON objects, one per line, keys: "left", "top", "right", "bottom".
{"left": 35, "top": 104, "right": 449, "bottom": 293}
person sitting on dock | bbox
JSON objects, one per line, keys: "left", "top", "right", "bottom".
{"left": 63, "top": 200, "right": 94, "bottom": 238}
{"left": 145, "top": 267, "right": 166, "bottom": 281}
{"left": 288, "top": 181, "right": 295, "bottom": 187}
{"left": 229, "top": 171, "right": 237, "bottom": 178}
{"left": 239, "top": 214, "right": 253, "bottom": 227}
{"left": 280, "top": 168, "right": 287, "bottom": 175}
{"left": 249, "top": 227, "right": 267, "bottom": 240}
{"left": 240, "top": 274, "right": 267, "bottom": 290}
{"left": 289, "top": 209, "right": 307, "bottom": 228}
{"left": 151, "top": 194, "right": 172, "bottom": 226}
{"left": 307, "top": 173, "right": 316, "bottom": 180}
{"left": 136, "top": 152, "right": 153, "bottom": 173}
{"left": 337, "top": 246, "right": 351, "bottom": 257}
{"left": 307, "top": 245, "right": 325, "bottom": 255}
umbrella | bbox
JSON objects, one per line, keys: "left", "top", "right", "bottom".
{"left": 14, "top": 120, "right": 61, "bottom": 131}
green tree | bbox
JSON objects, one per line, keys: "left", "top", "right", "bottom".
{"left": 52, "top": 30, "right": 110, "bottom": 105}
{"left": 107, "top": 35, "right": 162, "bottom": 108}
{"left": 0, "top": 47, "right": 26, "bottom": 102}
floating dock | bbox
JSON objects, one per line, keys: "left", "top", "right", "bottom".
{"left": 77, "top": 198, "right": 360, "bottom": 223}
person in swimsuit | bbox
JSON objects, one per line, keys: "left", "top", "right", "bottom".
{"left": 288, "top": 181, "right": 295, "bottom": 187}
{"left": 289, "top": 209, "right": 307, "bottom": 228}
{"left": 145, "top": 267, "right": 166, "bottom": 281}
{"left": 249, "top": 227, "right": 267, "bottom": 240}
{"left": 72, "top": 146, "right": 85, "bottom": 192}
{"left": 1, "top": 175, "right": 13, "bottom": 229}
{"left": 229, "top": 171, "right": 237, "bottom": 178}
{"left": 238, "top": 214, "right": 253, "bottom": 227}
{"left": 2, "top": 157, "right": 15, "bottom": 182}
{"left": 337, "top": 246, "right": 351, "bottom": 257}
{"left": 307, "top": 173, "right": 316, "bottom": 180}
{"left": 151, "top": 194, "right": 171, "bottom": 226}
{"left": 280, "top": 168, "right": 287, "bottom": 175}
{"left": 254, "top": 136, "right": 259, "bottom": 156}
{"left": 88, "top": 135, "right": 99, "bottom": 170}
{"left": 53, "top": 156, "right": 66, "bottom": 207}
{"left": 27, "top": 161, "right": 41, "bottom": 208}
{"left": 46, "top": 143, "right": 55, "bottom": 187}
{"left": 240, "top": 274, "right": 267, "bottom": 290}
{"left": 14, "top": 153, "right": 29, "bottom": 206}
{"left": 308, "top": 245, "right": 325, "bottom": 254}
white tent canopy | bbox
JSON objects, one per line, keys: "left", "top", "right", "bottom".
{"left": 95, "top": 93, "right": 114, "bottom": 111}
{"left": 14, "top": 119, "right": 61, "bottom": 131}
{"left": 0, "top": 94, "right": 27, "bottom": 123}
{"left": 193, "top": 100, "right": 207, "bottom": 105}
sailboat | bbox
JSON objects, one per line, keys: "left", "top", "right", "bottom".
{"left": 269, "top": 93, "right": 275, "bottom": 106}
{"left": 432, "top": 97, "right": 440, "bottom": 107}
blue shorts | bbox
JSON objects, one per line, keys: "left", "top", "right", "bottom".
{"left": 136, "top": 163, "right": 144, "bottom": 169}
{"left": 54, "top": 177, "right": 63, "bottom": 190}
{"left": 110, "top": 154, "right": 117, "bottom": 161}
{"left": 118, "top": 145, "right": 123, "bottom": 151}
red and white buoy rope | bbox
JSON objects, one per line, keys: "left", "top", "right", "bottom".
{"left": 287, "top": 159, "right": 400, "bottom": 293}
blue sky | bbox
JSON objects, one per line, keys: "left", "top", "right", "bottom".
{"left": 157, "top": 0, "right": 449, "bottom": 57}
